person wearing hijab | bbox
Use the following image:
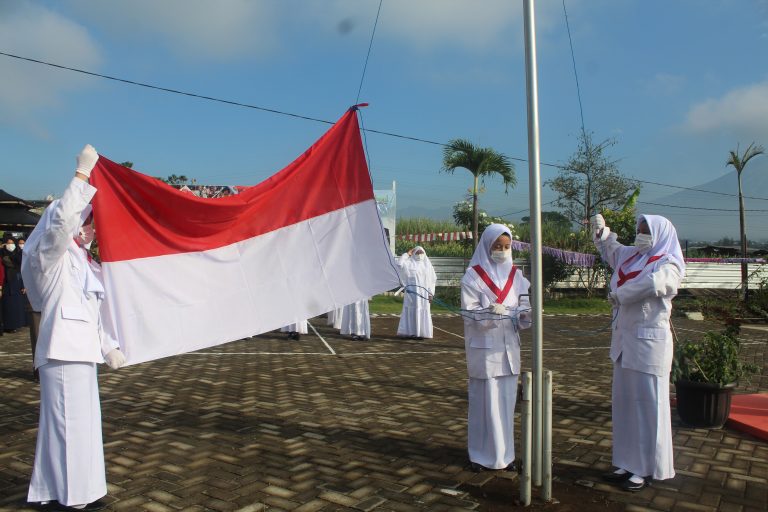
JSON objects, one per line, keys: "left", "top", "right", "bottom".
{"left": 22, "top": 144, "right": 127, "bottom": 511}
{"left": 341, "top": 299, "right": 371, "bottom": 340}
{"left": 280, "top": 320, "right": 308, "bottom": 341}
{"left": 396, "top": 246, "right": 437, "bottom": 340}
{"left": 1, "top": 235, "right": 27, "bottom": 332}
{"left": 592, "top": 213, "right": 685, "bottom": 491}
{"left": 462, "top": 223, "right": 531, "bottom": 472}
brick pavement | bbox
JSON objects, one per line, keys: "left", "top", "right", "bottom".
{"left": 0, "top": 314, "right": 765, "bottom": 511}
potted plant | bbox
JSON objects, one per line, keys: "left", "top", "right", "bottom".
{"left": 671, "top": 326, "right": 759, "bottom": 428}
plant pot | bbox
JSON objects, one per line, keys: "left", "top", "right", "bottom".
{"left": 675, "top": 380, "right": 737, "bottom": 429}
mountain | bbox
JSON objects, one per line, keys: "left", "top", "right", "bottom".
{"left": 645, "top": 164, "right": 768, "bottom": 242}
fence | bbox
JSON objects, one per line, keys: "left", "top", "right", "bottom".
{"left": 430, "top": 257, "right": 768, "bottom": 291}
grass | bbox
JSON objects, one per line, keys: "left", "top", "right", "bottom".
{"left": 369, "top": 294, "right": 611, "bottom": 315}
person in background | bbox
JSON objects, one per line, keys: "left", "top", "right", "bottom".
{"left": 396, "top": 246, "right": 437, "bottom": 340}
{"left": 462, "top": 223, "right": 531, "bottom": 472}
{"left": 341, "top": 299, "right": 371, "bottom": 341}
{"left": 1, "top": 235, "right": 26, "bottom": 333}
{"left": 592, "top": 213, "right": 684, "bottom": 491}
{"left": 280, "top": 320, "right": 308, "bottom": 341}
{"left": 22, "top": 144, "right": 127, "bottom": 511}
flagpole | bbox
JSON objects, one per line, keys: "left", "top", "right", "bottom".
{"left": 523, "top": 0, "right": 545, "bottom": 486}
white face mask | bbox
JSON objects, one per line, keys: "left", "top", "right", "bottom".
{"left": 18, "top": 244, "right": 24, "bottom": 251}
{"left": 414, "top": 253, "right": 425, "bottom": 261}
{"left": 491, "top": 249, "right": 512, "bottom": 263}
{"left": 5, "top": 244, "right": 15, "bottom": 252}
{"left": 78, "top": 225, "right": 95, "bottom": 245}
{"left": 634, "top": 233, "right": 653, "bottom": 254}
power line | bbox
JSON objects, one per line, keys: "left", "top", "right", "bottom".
{"left": 3, "top": 51, "right": 768, "bottom": 203}
{"left": 356, "top": 0, "right": 383, "bottom": 104}
{"left": 562, "top": 0, "right": 586, "bottom": 141}
{"left": 637, "top": 200, "right": 768, "bottom": 212}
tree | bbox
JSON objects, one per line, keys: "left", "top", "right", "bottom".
{"left": 442, "top": 139, "right": 516, "bottom": 248}
{"left": 546, "top": 131, "right": 638, "bottom": 231}
{"left": 726, "top": 142, "right": 765, "bottom": 301}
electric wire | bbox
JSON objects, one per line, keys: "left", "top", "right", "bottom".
{"left": 355, "top": 0, "right": 383, "bottom": 104}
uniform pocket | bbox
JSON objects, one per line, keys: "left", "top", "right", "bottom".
{"left": 61, "top": 305, "right": 90, "bottom": 322}
{"left": 637, "top": 327, "right": 667, "bottom": 340}
{"left": 469, "top": 335, "right": 494, "bottom": 349}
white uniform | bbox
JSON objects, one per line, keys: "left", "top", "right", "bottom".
{"left": 461, "top": 224, "right": 531, "bottom": 470}
{"left": 22, "top": 178, "right": 118, "bottom": 506}
{"left": 396, "top": 247, "right": 437, "bottom": 339}
{"left": 340, "top": 299, "right": 370, "bottom": 339}
{"left": 595, "top": 214, "right": 684, "bottom": 481}
{"left": 280, "top": 320, "right": 308, "bottom": 335}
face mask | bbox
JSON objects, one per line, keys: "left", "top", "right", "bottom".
{"left": 78, "top": 225, "right": 95, "bottom": 245}
{"left": 634, "top": 233, "right": 653, "bottom": 254}
{"left": 18, "top": 244, "right": 24, "bottom": 250}
{"left": 491, "top": 249, "right": 511, "bottom": 263}
{"left": 414, "top": 253, "right": 424, "bottom": 261}
{"left": 5, "top": 244, "right": 15, "bottom": 252}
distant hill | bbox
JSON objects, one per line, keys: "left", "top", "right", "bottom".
{"left": 644, "top": 163, "right": 768, "bottom": 242}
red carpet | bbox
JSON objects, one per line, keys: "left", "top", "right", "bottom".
{"left": 727, "top": 393, "right": 768, "bottom": 442}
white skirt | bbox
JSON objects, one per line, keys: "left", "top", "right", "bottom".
{"left": 280, "top": 321, "right": 308, "bottom": 334}
{"left": 467, "top": 374, "right": 518, "bottom": 469}
{"left": 341, "top": 301, "right": 370, "bottom": 338}
{"left": 28, "top": 361, "right": 107, "bottom": 506}
{"left": 397, "top": 300, "right": 433, "bottom": 338}
{"left": 612, "top": 362, "right": 675, "bottom": 480}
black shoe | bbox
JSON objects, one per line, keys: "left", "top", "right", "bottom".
{"left": 601, "top": 470, "right": 631, "bottom": 483}
{"left": 469, "top": 462, "right": 486, "bottom": 473}
{"left": 293, "top": 333, "right": 301, "bottom": 341}
{"left": 46, "top": 499, "right": 109, "bottom": 511}
{"left": 620, "top": 478, "right": 650, "bottom": 492}
{"left": 352, "top": 335, "right": 361, "bottom": 341}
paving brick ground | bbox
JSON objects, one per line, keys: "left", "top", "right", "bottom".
{"left": 0, "top": 314, "right": 765, "bottom": 511}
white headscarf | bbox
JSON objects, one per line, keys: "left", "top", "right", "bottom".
{"left": 400, "top": 245, "right": 437, "bottom": 286}
{"left": 611, "top": 214, "right": 685, "bottom": 290}
{"left": 467, "top": 223, "right": 514, "bottom": 287}
{"left": 22, "top": 201, "right": 100, "bottom": 311}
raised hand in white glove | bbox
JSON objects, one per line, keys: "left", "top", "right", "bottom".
{"left": 607, "top": 291, "right": 620, "bottom": 308}
{"left": 75, "top": 144, "right": 99, "bottom": 178}
{"left": 490, "top": 303, "right": 507, "bottom": 315}
{"left": 104, "top": 348, "right": 126, "bottom": 369}
{"left": 591, "top": 213, "right": 611, "bottom": 242}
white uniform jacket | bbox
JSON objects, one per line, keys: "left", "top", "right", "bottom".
{"left": 596, "top": 233, "right": 683, "bottom": 377}
{"left": 22, "top": 178, "right": 119, "bottom": 368}
{"left": 461, "top": 266, "right": 532, "bottom": 379}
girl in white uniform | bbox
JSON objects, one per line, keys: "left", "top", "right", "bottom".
{"left": 396, "top": 246, "right": 437, "bottom": 339}
{"left": 341, "top": 299, "right": 370, "bottom": 340}
{"left": 280, "top": 320, "right": 308, "bottom": 340}
{"left": 593, "top": 213, "right": 685, "bottom": 491}
{"left": 22, "top": 145, "right": 126, "bottom": 511}
{"left": 461, "top": 224, "right": 531, "bottom": 471}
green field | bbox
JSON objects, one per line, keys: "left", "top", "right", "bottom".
{"left": 369, "top": 294, "right": 611, "bottom": 315}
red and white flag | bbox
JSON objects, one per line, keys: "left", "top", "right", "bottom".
{"left": 90, "top": 108, "right": 400, "bottom": 365}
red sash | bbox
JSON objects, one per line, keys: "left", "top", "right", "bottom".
{"left": 617, "top": 253, "right": 663, "bottom": 287}
{"left": 472, "top": 265, "right": 517, "bottom": 304}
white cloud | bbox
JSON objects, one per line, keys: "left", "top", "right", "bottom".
{"left": 682, "top": 80, "right": 768, "bottom": 139}
{"left": 305, "top": 0, "right": 566, "bottom": 52}
{"left": 647, "top": 73, "right": 686, "bottom": 96}
{"left": 67, "top": 0, "right": 279, "bottom": 60}
{"left": 0, "top": 1, "right": 101, "bottom": 134}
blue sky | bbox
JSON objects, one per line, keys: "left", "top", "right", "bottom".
{"left": 2, "top": 0, "right": 768, "bottom": 240}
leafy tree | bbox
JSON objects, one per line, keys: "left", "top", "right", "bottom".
{"left": 452, "top": 201, "right": 516, "bottom": 242}
{"left": 442, "top": 139, "right": 516, "bottom": 248}
{"left": 546, "top": 131, "right": 638, "bottom": 230}
{"left": 600, "top": 187, "right": 641, "bottom": 246}
{"left": 520, "top": 211, "right": 572, "bottom": 230}
{"left": 119, "top": 161, "right": 134, "bottom": 168}
{"left": 726, "top": 141, "right": 765, "bottom": 301}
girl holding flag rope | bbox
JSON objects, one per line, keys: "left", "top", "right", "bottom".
{"left": 461, "top": 223, "right": 531, "bottom": 472}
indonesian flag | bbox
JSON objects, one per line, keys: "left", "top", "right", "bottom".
{"left": 89, "top": 108, "right": 400, "bottom": 366}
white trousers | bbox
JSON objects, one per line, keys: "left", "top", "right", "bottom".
{"left": 612, "top": 362, "right": 675, "bottom": 480}
{"left": 467, "top": 374, "right": 518, "bottom": 469}
{"left": 28, "top": 361, "right": 107, "bottom": 506}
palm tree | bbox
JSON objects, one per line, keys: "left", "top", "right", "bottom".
{"left": 442, "top": 139, "right": 516, "bottom": 248}
{"left": 726, "top": 142, "right": 765, "bottom": 301}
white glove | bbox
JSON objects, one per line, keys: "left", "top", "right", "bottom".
{"left": 105, "top": 348, "right": 126, "bottom": 369}
{"left": 608, "top": 291, "right": 619, "bottom": 308}
{"left": 75, "top": 144, "right": 99, "bottom": 178}
{"left": 491, "top": 303, "right": 507, "bottom": 315}
{"left": 591, "top": 214, "right": 605, "bottom": 231}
